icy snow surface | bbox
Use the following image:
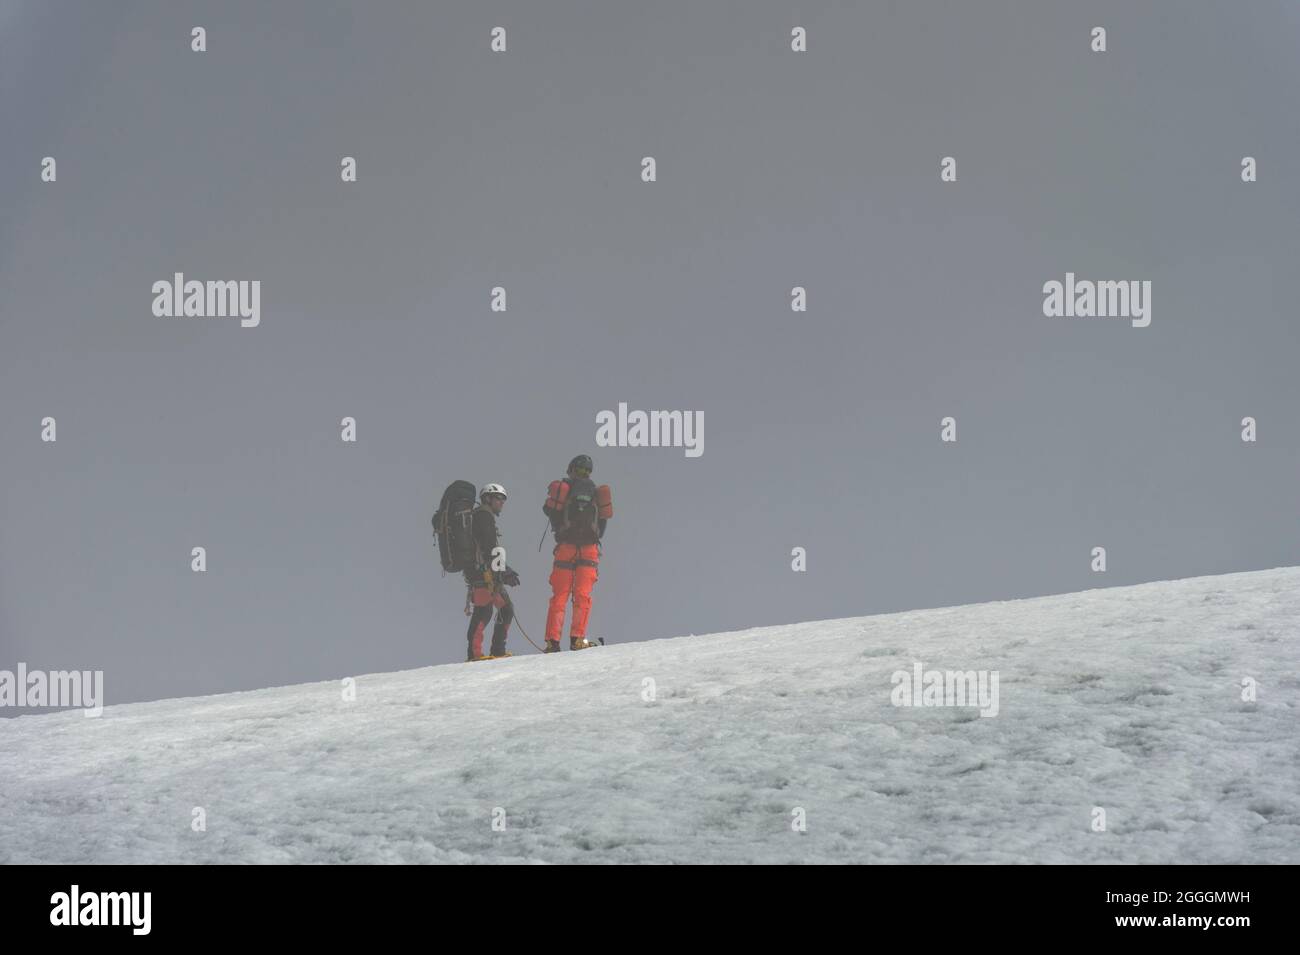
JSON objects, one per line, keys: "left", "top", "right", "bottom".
{"left": 2, "top": 567, "right": 1297, "bottom": 863}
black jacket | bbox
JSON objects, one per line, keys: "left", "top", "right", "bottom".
{"left": 463, "top": 504, "right": 514, "bottom": 585}
{"left": 471, "top": 505, "right": 499, "bottom": 566}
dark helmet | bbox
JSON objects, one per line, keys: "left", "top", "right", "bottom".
{"left": 567, "top": 454, "right": 593, "bottom": 476}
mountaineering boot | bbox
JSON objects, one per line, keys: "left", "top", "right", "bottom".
{"left": 570, "top": 637, "right": 596, "bottom": 651}
{"left": 544, "top": 640, "right": 561, "bottom": 653}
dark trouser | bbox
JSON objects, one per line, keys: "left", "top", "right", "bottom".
{"left": 465, "top": 584, "right": 513, "bottom": 659}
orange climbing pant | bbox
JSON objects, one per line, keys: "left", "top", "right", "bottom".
{"left": 546, "top": 543, "right": 599, "bottom": 640}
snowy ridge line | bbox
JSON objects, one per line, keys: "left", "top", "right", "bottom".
{"left": 4, "top": 561, "right": 1288, "bottom": 723}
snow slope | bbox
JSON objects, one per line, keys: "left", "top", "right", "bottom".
{"left": 2, "top": 567, "right": 1297, "bottom": 864}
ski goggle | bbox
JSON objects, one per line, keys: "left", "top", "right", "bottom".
{"left": 570, "top": 465, "right": 591, "bottom": 477}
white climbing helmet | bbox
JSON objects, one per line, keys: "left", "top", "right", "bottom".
{"left": 480, "top": 483, "right": 508, "bottom": 501}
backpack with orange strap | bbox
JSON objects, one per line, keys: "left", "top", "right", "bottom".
{"left": 544, "top": 477, "right": 613, "bottom": 546}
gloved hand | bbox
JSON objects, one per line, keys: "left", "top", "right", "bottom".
{"left": 501, "top": 568, "right": 521, "bottom": 587}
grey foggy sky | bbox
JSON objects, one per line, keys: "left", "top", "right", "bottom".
{"left": 2, "top": 0, "right": 1299, "bottom": 710}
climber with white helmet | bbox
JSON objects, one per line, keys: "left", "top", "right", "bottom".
{"left": 462, "top": 482, "right": 520, "bottom": 660}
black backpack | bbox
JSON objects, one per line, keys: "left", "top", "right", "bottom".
{"left": 561, "top": 476, "right": 601, "bottom": 544}
{"left": 433, "top": 480, "right": 478, "bottom": 573}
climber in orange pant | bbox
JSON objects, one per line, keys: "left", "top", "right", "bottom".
{"left": 547, "top": 542, "right": 600, "bottom": 647}
{"left": 541, "top": 455, "right": 613, "bottom": 652}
